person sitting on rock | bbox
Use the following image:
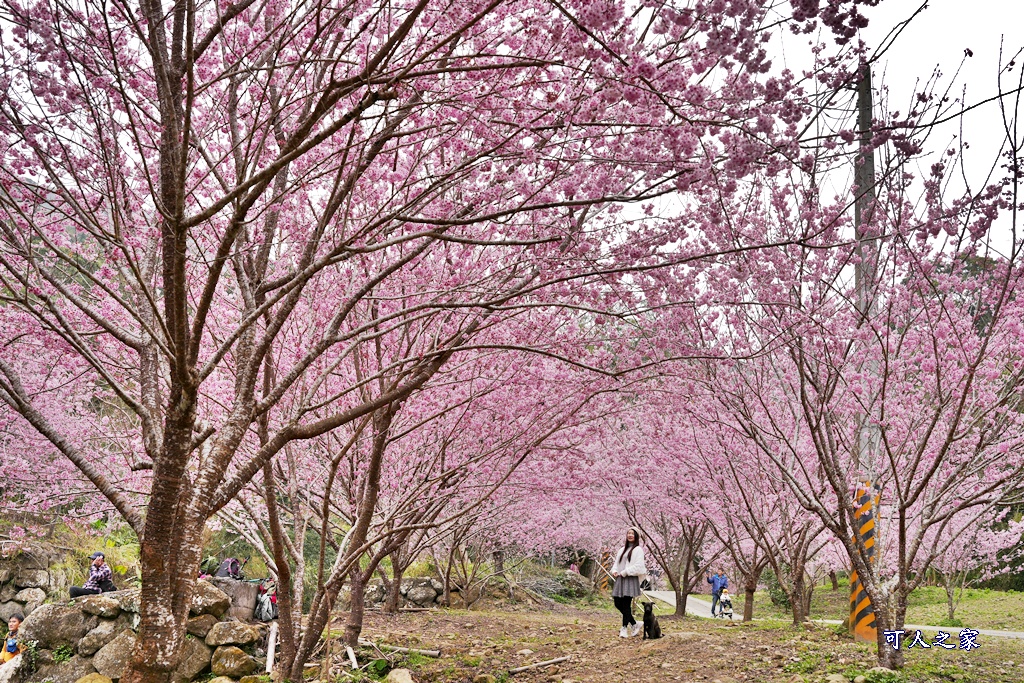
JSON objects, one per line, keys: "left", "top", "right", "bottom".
{"left": 70, "top": 551, "right": 117, "bottom": 598}
{"left": 1, "top": 613, "right": 24, "bottom": 665}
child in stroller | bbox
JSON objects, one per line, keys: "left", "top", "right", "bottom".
{"left": 716, "top": 588, "right": 734, "bottom": 620}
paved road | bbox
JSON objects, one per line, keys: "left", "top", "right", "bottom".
{"left": 645, "top": 591, "right": 726, "bottom": 620}
{"left": 643, "top": 591, "right": 1024, "bottom": 640}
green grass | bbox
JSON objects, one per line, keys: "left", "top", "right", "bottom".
{"left": 906, "top": 587, "right": 1024, "bottom": 631}
{"left": 733, "top": 578, "right": 1024, "bottom": 632}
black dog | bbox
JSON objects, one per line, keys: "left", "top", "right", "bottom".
{"left": 642, "top": 601, "right": 662, "bottom": 640}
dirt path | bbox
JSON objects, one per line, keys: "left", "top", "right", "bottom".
{"left": 352, "top": 603, "right": 1024, "bottom": 683}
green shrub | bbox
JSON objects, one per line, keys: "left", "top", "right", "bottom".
{"left": 52, "top": 644, "right": 74, "bottom": 664}
{"left": 763, "top": 569, "right": 791, "bottom": 609}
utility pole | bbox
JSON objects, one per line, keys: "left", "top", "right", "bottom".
{"left": 850, "top": 60, "right": 882, "bottom": 645}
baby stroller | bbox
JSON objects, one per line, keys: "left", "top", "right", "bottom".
{"left": 716, "top": 588, "right": 734, "bottom": 620}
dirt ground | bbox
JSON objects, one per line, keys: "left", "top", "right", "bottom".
{"left": 347, "top": 603, "right": 1024, "bottom": 683}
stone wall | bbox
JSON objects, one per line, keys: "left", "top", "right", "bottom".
{"left": 0, "top": 547, "right": 78, "bottom": 623}
{"left": 0, "top": 581, "right": 267, "bottom": 683}
{"left": 362, "top": 577, "right": 446, "bottom": 608}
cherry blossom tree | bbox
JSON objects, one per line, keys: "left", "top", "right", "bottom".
{"left": 0, "top": 0, "right": 912, "bottom": 678}
{"left": 695, "top": 66, "right": 1024, "bottom": 664}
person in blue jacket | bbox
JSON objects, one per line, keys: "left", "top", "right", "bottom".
{"left": 706, "top": 567, "right": 728, "bottom": 616}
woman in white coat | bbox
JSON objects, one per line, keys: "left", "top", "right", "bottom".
{"left": 611, "top": 527, "right": 647, "bottom": 637}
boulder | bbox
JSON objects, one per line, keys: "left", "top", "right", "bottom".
{"left": 75, "top": 675, "right": 114, "bottom": 683}
{"left": 13, "top": 548, "right": 53, "bottom": 570}
{"left": 34, "top": 654, "right": 96, "bottom": 683}
{"left": 0, "top": 651, "right": 29, "bottom": 683}
{"left": 386, "top": 669, "right": 415, "bottom": 683}
{"left": 190, "top": 581, "right": 231, "bottom": 618}
{"left": 405, "top": 586, "right": 437, "bottom": 607}
{"left": 19, "top": 603, "right": 90, "bottom": 649}
{"left": 0, "top": 584, "right": 16, "bottom": 603}
{"left": 14, "top": 587, "right": 46, "bottom": 615}
{"left": 208, "top": 678, "right": 237, "bottom": 683}
{"left": 0, "top": 569, "right": 10, "bottom": 584}
{"left": 12, "top": 569, "right": 48, "bottom": 589}
{"left": 208, "top": 578, "right": 259, "bottom": 621}
{"left": 77, "top": 595, "right": 122, "bottom": 619}
{"left": 0, "top": 602, "right": 22, "bottom": 623}
{"left": 205, "top": 621, "right": 261, "bottom": 647}
{"left": 559, "top": 570, "right": 590, "bottom": 597}
{"left": 240, "top": 676, "right": 266, "bottom": 683}
{"left": 172, "top": 636, "right": 213, "bottom": 681}
{"left": 78, "top": 618, "right": 125, "bottom": 656}
{"left": 363, "top": 583, "right": 386, "bottom": 604}
{"left": 112, "top": 590, "right": 140, "bottom": 614}
{"left": 92, "top": 630, "right": 137, "bottom": 680}
{"left": 186, "top": 614, "right": 220, "bottom": 638}
{"left": 211, "top": 646, "right": 257, "bottom": 678}
{"left": 824, "top": 675, "right": 849, "bottom": 683}
{"left": 15, "top": 586, "right": 45, "bottom": 602}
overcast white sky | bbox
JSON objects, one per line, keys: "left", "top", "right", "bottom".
{"left": 861, "top": 0, "right": 1023, "bottom": 213}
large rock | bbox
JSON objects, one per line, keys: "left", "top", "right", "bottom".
{"left": 19, "top": 603, "right": 90, "bottom": 649}
{"left": 92, "top": 630, "right": 137, "bottom": 680}
{"left": 0, "top": 601, "right": 22, "bottom": 623}
{"left": 386, "top": 669, "right": 415, "bottom": 683}
{"left": 405, "top": 585, "right": 437, "bottom": 607}
{"left": 75, "top": 675, "right": 113, "bottom": 683}
{"left": 210, "top": 646, "right": 257, "bottom": 678}
{"left": 559, "top": 570, "right": 590, "bottom": 597}
{"left": 186, "top": 614, "right": 219, "bottom": 638}
{"left": 76, "top": 595, "right": 122, "bottom": 619}
{"left": 13, "top": 588, "right": 45, "bottom": 604}
{"left": 0, "top": 584, "right": 16, "bottom": 603}
{"left": 172, "top": 636, "right": 212, "bottom": 681}
{"left": 205, "top": 621, "right": 260, "bottom": 647}
{"left": 207, "top": 677, "right": 236, "bottom": 683}
{"left": 12, "top": 569, "right": 48, "bottom": 589}
{"left": 363, "top": 583, "right": 387, "bottom": 605}
{"left": 190, "top": 581, "right": 231, "bottom": 618}
{"left": 111, "top": 590, "right": 140, "bottom": 614}
{"left": 78, "top": 618, "right": 125, "bottom": 656}
{"left": 0, "top": 651, "right": 29, "bottom": 683}
{"left": 13, "top": 587, "right": 46, "bottom": 616}
{"left": 34, "top": 654, "right": 96, "bottom": 683}
{"left": 208, "top": 578, "right": 259, "bottom": 621}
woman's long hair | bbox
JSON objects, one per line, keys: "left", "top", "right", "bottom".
{"left": 619, "top": 528, "right": 641, "bottom": 563}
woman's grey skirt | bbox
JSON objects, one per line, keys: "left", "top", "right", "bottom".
{"left": 612, "top": 575, "right": 641, "bottom": 598}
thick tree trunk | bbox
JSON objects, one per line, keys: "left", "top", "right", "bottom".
{"left": 345, "top": 572, "right": 369, "bottom": 647}
{"left": 385, "top": 566, "right": 404, "bottom": 614}
{"left": 493, "top": 549, "right": 505, "bottom": 577}
{"left": 829, "top": 570, "right": 839, "bottom": 591}
{"left": 123, "top": 409, "right": 201, "bottom": 683}
{"left": 873, "top": 603, "right": 905, "bottom": 669}
{"left": 674, "top": 587, "right": 688, "bottom": 618}
{"left": 943, "top": 575, "right": 956, "bottom": 621}
{"left": 790, "top": 571, "right": 807, "bottom": 625}
{"left": 742, "top": 565, "right": 763, "bottom": 622}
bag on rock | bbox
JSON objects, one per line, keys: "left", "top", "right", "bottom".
{"left": 254, "top": 593, "right": 278, "bottom": 622}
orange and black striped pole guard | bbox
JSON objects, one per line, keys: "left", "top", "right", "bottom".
{"left": 850, "top": 481, "right": 880, "bottom": 643}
